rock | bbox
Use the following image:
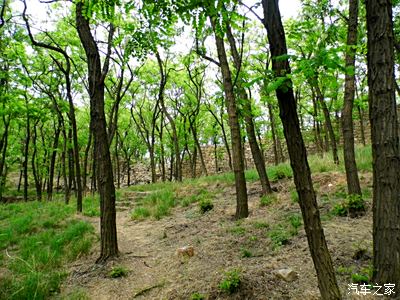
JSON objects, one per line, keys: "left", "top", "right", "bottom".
{"left": 273, "top": 268, "right": 298, "bottom": 282}
{"left": 176, "top": 246, "right": 194, "bottom": 258}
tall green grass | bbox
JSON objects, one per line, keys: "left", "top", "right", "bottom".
{"left": 0, "top": 200, "right": 95, "bottom": 299}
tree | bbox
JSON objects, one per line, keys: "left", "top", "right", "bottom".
{"left": 260, "top": 0, "right": 341, "bottom": 298}
{"left": 75, "top": 2, "right": 118, "bottom": 263}
{"left": 342, "top": 0, "right": 362, "bottom": 196}
{"left": 208, "top": 5, "right": 248, "bottom": 218}
{"left": 366, "top": 0, "right": 400, "bottom": 289}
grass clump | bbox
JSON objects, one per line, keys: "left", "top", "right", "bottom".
{"left": 199, "top": 198, "right": 214, "bottom": 213}
{"left": 268, "top": 225, "right": 292, "bottom": 249}
{"left": 290, "top": 190, "right": 299, "bottom": 203}
{"left": 219, "top": 269, "right": 241, "bottom": 294}
{"left": 131, "top": 207, "right": 151, "bottom": 220}
{"left": 240, "top": 248, "right": 253, "bottom": 258}
{"left": 260, "top": 194, "right": 276, "bottom": 207}
{"left": 82, "top": 195, "right": 100, "bottom": 217}
{"left": 109, "top": 266, "right": 128, "bottom": 278}
{"left": 0, "top": 200, "right": 95, "bottom": 299}
{"left": 190, "top": 292, "right": 206, "bottom": 300}
{"left": 351, "top": 273, "right": 369, "bottom": 284}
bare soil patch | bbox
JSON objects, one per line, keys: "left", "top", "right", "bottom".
{"left": 59, "top": 172, "right": 374, "bottom": 300}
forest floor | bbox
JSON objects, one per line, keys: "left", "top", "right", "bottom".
{"left": 58, "top": 169, "right": 376, "bottom": 300}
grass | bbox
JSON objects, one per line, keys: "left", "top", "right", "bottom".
{"left": 131, "top": 188, "right": 176, "bottom": 220}
{"left": 82, "top": 194, "right": 100, "bottom": 217}
{"left": 219, "top": 269, "right": 241, "bottom": 294}
{"left": 0, "top": 200, "right": 95, "bottom": 299}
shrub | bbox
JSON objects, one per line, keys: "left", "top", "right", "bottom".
{"left": 109, "top": 266, "right": 128, "bottom": 278}
{"left": 219, "top": 269, "right": 241, "bottom": 294}
{"left": 199, "top": 199, "right": 214, "bottom": 214}
{"left": 332, "top": 194, "right": 365, "bottom": 217}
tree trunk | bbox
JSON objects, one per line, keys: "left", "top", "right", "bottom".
{"left": 357, "top": 106, "right": 366, "bottom": 146}
{"left": 210, "top": 15, "right": 248, "bottom": 219}
{"left": 76, "top": 2, "right": 118, "bottom": 263}
{"left": 226, "top": 23, "right": 272, "bottom": 194}
{"left": 61, "top": 128, "right": 70, "bottom": 204}
{"left": 23, "top": 110, "right": 30, "bottom": 202}
{"left": 155, "top": 51, "right": 182, "bottom": 182}
{"left": 342, "top": 0, "right": 362, "bottom": 196}
{"left": 314, "top": 82, "right": 339, "bottom": 164}
{"left": 83, "top": 130, "right": 92, "bottom": 194}
{"left": 261, "top": 1, "right": 341, "bottom": 298}
{"left": 366, "top": 0, "right": 400, "bottom": 289}
{"left": 0, "top": 117, "right": 9, "bottom": 202}
{"left": 269, "top": 103, "right": 279, "bottom": 165}
{"left": 47, "top": 120, "right": 61, "bottom": 201}
{"left": 31, "top": 121, "right": 42, "bottom": 201}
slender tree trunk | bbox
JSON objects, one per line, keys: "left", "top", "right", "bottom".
{"left": 314, "top": 82, "right": 339, "bottom": 164}
{"left": 83, "top": 130, "right": 92, "bottom": 194}
{"left": 61, "top": 128, "right": 70, "bottom": 204}
{"left": 226, "top": 24, "right": 272, "bottom": 194}
{"left": 210, "top": 15, "right": 248, "bottom": 218}
{"left": 342, "top": 0, "right": 362, "bottom": 196}
{"left": 76, "top": 2, "right": 118, "bottom": 263}
{"left": 47, "top": 120, "right": 61, "bottom": 201}
{"left": 31, "top": 121, "right": 42, "bottom": 201}
{"left": 23, "top": 112, "right": 30, "bottom": 202}
{"left": 0, "top": 118, "right": 9, "bottom": 202}
{"left": 269, "top": 103, "right": 279, "bottom": 165}
{"left": 366, "top": 0, "right": 400, "bottom": 289}
{"left": 261, "top": 1, "right": 341, "bottom": 298}
{"left": 357, "top": 106, "right": 366, "bottom": 146}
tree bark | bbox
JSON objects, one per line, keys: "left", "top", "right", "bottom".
{"left": 342, "top": 0, "right": 362, "bottom": 196}
{"left": 23, "top": 101, "right": 30, "bottom": 202}
{"left": 366, "top": 0, "right": 400, "bottom": 289}
{"left": 261, "top": 0, "right": 341, "bottom": 298}
{"left": 210, "top": 14, "right": 248, "bottom": 218}
{"left": 76, "top": 2, "right": 118, "bottom": 263}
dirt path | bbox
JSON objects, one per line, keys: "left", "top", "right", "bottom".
{"left": 60, "top": 173, "right": 374, "bottom": 300}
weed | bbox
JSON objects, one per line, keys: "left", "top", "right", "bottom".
{"left": 253, "top": 221, "right": 269, "bottom": 229}
{"left": 131, "top": 207, "right": 151, "bottom": 220}
{"left": 219, "top": 269, "right": 241, "bottom": 294}
{"left": 268, "top": 226, "right": 291, "bottom": 249}
{"left": 337, "top": 265, "right": 354, "bottom": 275}
{"left": 82, "top": 195, "right": 100, "bottom": 217}
{"left": 332, "top": 194, "right": 365, "bottom": 217}
{"left": 230, "top": 226, "right": 246, "bottom": 235}
{"left": 351, "top": 273, "right": 369, "bottom": 284}
{"left": 240, "top": 248, "right": 253, "bottom": 258}
{"left": 288, "top": 214, "right": 302, "bottom": 231}
{"left": 190, "top": 292, "right": 206, "bottom": 300}
{"left": 109, "top": 266, "right": 128, "bottom": 278}
{"left": 199, "top": 199, "right": 214, "bottom": 214}
{"left": 290, "top": 190, "right": 299, "bottom": 203}
{"left": 260, "top": 194, "right": 276, "bottom": 207}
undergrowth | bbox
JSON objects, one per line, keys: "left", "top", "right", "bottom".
{"left": 0, "top": 200, "right": 95, "bottom": 299}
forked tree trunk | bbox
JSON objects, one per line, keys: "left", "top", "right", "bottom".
{"left": 342, "top": 0, "right": 362, "bottom": 196}
{"left": 76, "top": 2, "right": 118, "bottom": 263}
{"left": 366, "top": 0, "right": 400, "bottom": 289}
{"left": 226, "top": 23, "right": 272, "bottom": 195}
{"left": 261, "top": 0, "right": 341, "bottom": 298}
{"left": 210, "top": 15, "right": 248, "bottom": 218}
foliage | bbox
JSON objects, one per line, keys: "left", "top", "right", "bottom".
{"left": 351, "top": 273, "right": 369, "bottom": 284}
{"left": 332, "top": 194, "right": 365, "bottom": 217}
{"left": 219, "top": 269, "right": 241, "bottom": 294}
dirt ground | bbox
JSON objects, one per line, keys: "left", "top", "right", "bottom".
{"left": 59, "top": 172, "right": 376, "bottom": 300}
